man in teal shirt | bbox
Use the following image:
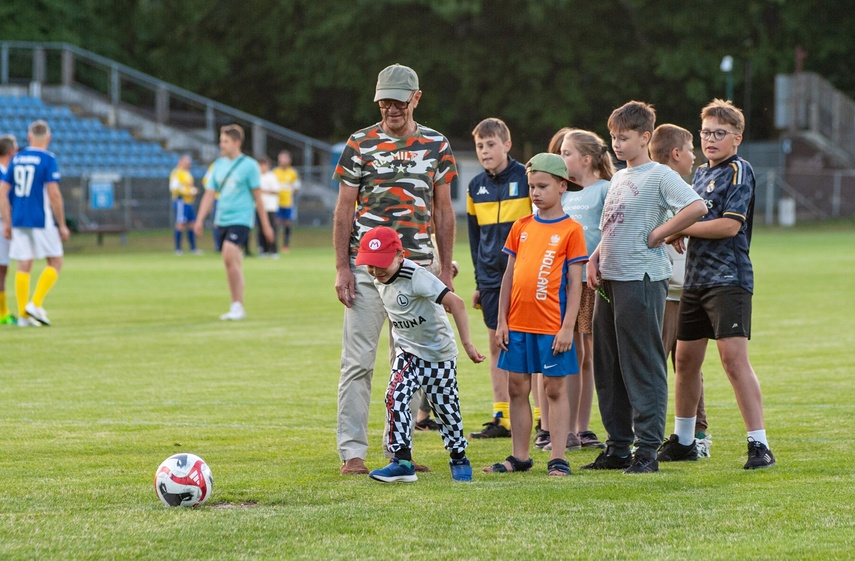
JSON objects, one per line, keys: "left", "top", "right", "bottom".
{"left": 195, "top": 124, "right": 273, "bottom": 320}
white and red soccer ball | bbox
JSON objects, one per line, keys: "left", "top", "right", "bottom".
{"left": 154, "top": 453, "right": 213, "bottom": 507}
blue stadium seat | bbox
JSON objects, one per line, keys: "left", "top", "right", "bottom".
{"left": 1, "top": 96, "right": 186, "bottom": 180}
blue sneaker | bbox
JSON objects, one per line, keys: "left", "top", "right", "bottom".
{"left": 449, "top": 457, "right": 472, "bottom": 482}
{"left": 369, "top": 458, "right": 417, "bottom": 483}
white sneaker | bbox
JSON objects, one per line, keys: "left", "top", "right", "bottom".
{"left": 219, "top": 302, "right": 246, "bottom": 321}
{"left": 18, "top": 316, "right": 41, "bottom": 327}
{"left": 25, "top": 302, "right": 51, "bottom": 326}
{"left": 695, "top": 433, "right": 712, "bottom": 459}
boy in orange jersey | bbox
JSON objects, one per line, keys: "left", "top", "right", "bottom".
{"left": 482, "top": 153, "right": 588, "bottom": 477}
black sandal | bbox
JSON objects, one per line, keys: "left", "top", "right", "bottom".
{"left": 547, "top": 458, "right": 571, "bottom": 476}
{"left": 483, "top": 455, "right": 534, "bottom": 473}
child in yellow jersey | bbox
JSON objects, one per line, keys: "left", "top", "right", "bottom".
{"left": 272, "top": 150, "right": 301, "bottom": 252}
{"left": 483, "top": 153, "right": 588, "bottom": 477}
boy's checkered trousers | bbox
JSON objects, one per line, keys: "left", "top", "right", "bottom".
{"left": 385, "top": 352, "right": 467, "bottom": 456}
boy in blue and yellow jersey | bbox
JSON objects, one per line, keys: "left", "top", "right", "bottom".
{"left": 169, "top": 155, "right": 199, "bottom": 255}
{"left": 657, "top": 99, "right": 775, "bottom": 469}
{"left": 466, "top": 118, "right": 531, "bottom": 439}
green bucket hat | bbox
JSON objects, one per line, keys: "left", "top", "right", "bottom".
{"left": 525, "top": 153, "right": 583, "bottom": 191}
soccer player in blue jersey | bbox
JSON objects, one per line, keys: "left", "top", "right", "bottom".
{"left": 0, "top": 134, "right": 19, "bottom": 324}
{"left": 0, "top": 120, "right": 70, "bottom": 327}
{"left": 657, "top": 99, "right": 775, "bottom": 469}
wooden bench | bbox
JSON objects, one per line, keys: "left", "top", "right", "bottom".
{"left": 77, "top": 225, "right": 128, "bottom": 246}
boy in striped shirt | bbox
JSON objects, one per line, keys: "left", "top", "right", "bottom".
{"left": 584, "top": 101, "right": 707, "bottom": 474}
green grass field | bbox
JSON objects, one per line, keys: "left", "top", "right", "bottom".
{"left": 2, "top": 225, "right": 854, "bottom": 560}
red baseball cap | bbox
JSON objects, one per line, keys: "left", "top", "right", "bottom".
{"left": 355, "top": 226, "right": 403, "bottom": 268}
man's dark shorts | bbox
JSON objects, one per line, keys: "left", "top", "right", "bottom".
{"left": 678, "top": 286, "right": 752, "bottom": 340}
{"left": 218, "top": 225, "right": 250, "bottom": 249}
{"left": 478, "top": 288, "right": 500, "bottom": 330}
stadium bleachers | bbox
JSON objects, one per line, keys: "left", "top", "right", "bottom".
{"left": 0, "top": 95, "right": 200, "bottom": 178}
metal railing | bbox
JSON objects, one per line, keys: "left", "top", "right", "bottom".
{"left": 0, "top": 40, "right": 333, "bottom": 183}
{"left": 775, "top": 72, "right": 855, "bottom": 164}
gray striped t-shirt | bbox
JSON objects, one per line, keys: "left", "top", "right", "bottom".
{"left": 598, "top": 161, "right": 701, "bottom": 282}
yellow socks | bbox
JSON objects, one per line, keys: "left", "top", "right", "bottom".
{"left": 33, "top": 266, "right": 58, "bottom": 307}
{"left": 16, "top": 271, "right": 30, "bottom": 316}
{"left": 533, "top": 407, "right": 542, "bottom": 427}
{"left": 0, "top": 291, "right": 7, "bottom": 317}
{"left": 493, "top": 402, "right": 511, "bottom": 430}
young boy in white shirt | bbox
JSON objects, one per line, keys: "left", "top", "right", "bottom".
{"left": 357, "top": 226, "right": 485, "bottom": 483}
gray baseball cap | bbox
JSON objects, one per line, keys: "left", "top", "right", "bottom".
{"left": 374, "top": 64, "right": 419, "bottom": 102}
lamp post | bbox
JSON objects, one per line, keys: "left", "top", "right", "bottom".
{"left": 720, "top": 55, "right": 734, "bottom": 101}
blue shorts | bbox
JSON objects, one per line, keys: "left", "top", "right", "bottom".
{"left": 173, "top": 199, "right": 196, "bottom": 225}
{"left": 497, "top": 330, "right": 578, "bottom": 377}
{"left": 276, "top": 207, "right": 293, "bottom": 221}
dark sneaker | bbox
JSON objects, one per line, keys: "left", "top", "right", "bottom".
{"left": 534, "top": 430, "right": 550, "bottom": 449}
{"left": 578, "top": 431, "right": 606, "bottom": 449}
{"left": 624, "top": 454, "right": 659, "bottom": 474}
{"left": 369, "top": 458, "right": 417, "bottom": 482}
{"left": 469, "top": 418, "right": 511, "bottom": 439}
{"left": 543, "top": 432, "right": 581, "bottom": 451}
{"left": 449, "top": 458, "right": 473, "bottom": 482}
{"left": 415, "top": 418, "right": 440, "bottom": 431}
{"left": 657, "top": 434, "right": 699, "bottom": 462}
{"left": 744, "top": 439, "right": 776, "bottom": 469}
{"left": 580, "top": 451, "right": 632, "bottom": 470}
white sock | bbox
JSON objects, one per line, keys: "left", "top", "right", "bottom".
{"left": 747, "top": 429, "right": 768, "bottom": 447}
{"left": 675, "top": 416, "right": 696, "bottom": 446}
{"left": 231, "top": 301, "right": 244, "bottom": 312}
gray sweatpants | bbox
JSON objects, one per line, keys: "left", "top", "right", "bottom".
{"left": 592, "top": 275, "right": 669, "bottom": 458}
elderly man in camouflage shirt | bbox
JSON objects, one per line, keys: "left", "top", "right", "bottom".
{"left": 333, "top": 64, "right": 458, "bottom": 475}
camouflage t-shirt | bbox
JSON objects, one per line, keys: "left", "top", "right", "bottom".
{"left": 333, "top": 122, "right": 458, "bottom": 266}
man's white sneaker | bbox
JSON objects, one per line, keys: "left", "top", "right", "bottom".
{"left": 18, "top": 316, "right": 41, "bottom": 327}
{"left": 219, "top": 302, "right": 246, "bottom": 321}
{"left": 25, "top": 303, "right": 51, "bottom": 326}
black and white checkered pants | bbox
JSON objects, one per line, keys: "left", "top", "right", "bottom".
{"left": 385, "top": 352, "right": 468, "bottom": 456}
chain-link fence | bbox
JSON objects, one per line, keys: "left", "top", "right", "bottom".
{"left": 60, "top": 175, "right": 337, "bottom": 233}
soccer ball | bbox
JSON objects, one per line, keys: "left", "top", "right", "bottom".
{"left": 154, "top": 453, "right": 213, "bottom": 507}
